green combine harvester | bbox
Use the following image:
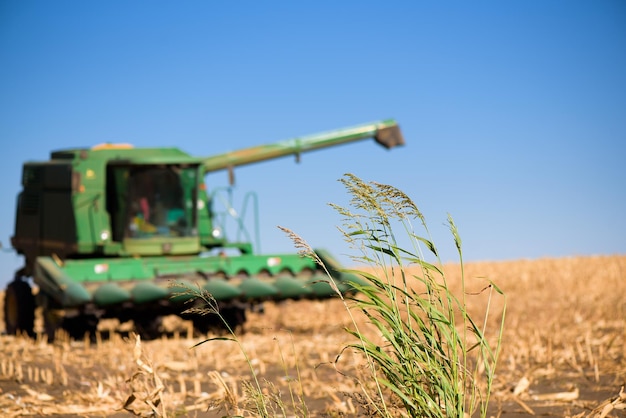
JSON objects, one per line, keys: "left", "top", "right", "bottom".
{"left": 3, "top": 120, "right": 404, "bottom": 340}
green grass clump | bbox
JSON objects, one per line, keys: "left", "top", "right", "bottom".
{"left": 324, "top": 173, "right": 506, "bottom": 417}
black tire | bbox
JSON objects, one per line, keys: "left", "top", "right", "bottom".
{"left": 43, "top": 308, "right": 63, "bottom": 343}
{"left": 191, "top": 313, "right": 217, "bottom": 335}
{"left": 220, "top": 306, "right": 247, "bottom": 333}
{"left": 134, "top": 316, "right": 163, "bottom": 340}
{"left": 4, "top": 280, "right": 35, "bottom": 338}
{"left": 191, "top": 306, "right": 247, "bottom": 335}
{"left": 62, "top": 315, "right": 99, "bottom": 341}
{"left": 42, "top": 304, "right": 99, "bottom": 343}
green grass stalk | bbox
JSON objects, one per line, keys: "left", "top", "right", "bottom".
{"left": 321, "top": 173, "right": 506, "bottom": 417}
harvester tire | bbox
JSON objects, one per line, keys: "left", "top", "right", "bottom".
{"left": 192, "top": 306, "right": 247, "bottom": 335}
{"left": 43, "top": 309, "right": 63, "bottom": 343}
{"left": 220, "top": 306, "right": 246, "bottom": 333}
{"left": 134, "top": 316, "right": 163, "bottom": 340}
{"left": 63, "top": 315, "right": 99, "bottom": 341}
{"left": 3, "top": 280, "right": 35, "bottom": 338}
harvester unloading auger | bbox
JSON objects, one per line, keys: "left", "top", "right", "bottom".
{"left": 4, "top": 119, "right": 404, "bottom": 340}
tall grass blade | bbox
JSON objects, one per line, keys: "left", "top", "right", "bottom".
{"left": 329, "top": 174, "right": 506, "bottom": 417}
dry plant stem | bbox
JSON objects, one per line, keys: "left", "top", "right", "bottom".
{"left": 123, "top": 334, "right": 167, "bottom": 417}
{"left": 208, "top": 370, "right": 242, "bottom": 416}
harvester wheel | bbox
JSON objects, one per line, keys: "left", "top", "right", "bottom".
{"left": 43, "top": 309, "right": 63, "bottom": 342}
{"left": 190, "top": 315, "right": 215, "bottom": 335}
{"left": 221, "top": 306, "right": 246, "bottom": 332}
{"left": 3, "top": 279, "right": 35, "bottom": 338}
{"left": 63, "top": 315, "right": 99, "bottom": 341}
{"left": 134, "top": 316, "right": 163, "bottom": 340}
{"left": 191, "top": 305, "right": 247, "bottom": 335}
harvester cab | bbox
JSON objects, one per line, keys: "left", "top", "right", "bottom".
{"left": 4, "top": 120, "right": 404, "bottom": 340}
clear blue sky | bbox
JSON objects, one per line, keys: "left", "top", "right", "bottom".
{"left": 1, "top": 1, "right": 624, "bottom": 286}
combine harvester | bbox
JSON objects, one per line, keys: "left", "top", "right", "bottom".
{"left": 4, "top": 120, "right": 404, "bottom": 340}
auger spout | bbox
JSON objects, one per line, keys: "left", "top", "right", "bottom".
{"left": 202, "top": 119, "right": 404, "bottom": 176}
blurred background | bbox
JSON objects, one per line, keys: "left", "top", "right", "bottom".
{"left": 1, "top": 1, "right": 624, "bottom": 286}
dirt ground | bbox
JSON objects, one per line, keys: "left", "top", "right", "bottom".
{"left": 1, "top": 255, "right": 625, "bottom": 417}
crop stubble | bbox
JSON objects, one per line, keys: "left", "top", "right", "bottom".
{"left": 0, "top": 255, "right": 624, "bottom": 417}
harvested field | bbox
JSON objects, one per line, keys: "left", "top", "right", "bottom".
{"left": 1, "top": 255, "right": 625, "bottom": 417}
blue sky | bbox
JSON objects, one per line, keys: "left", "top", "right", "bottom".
{"left": 1, "top": 1, "right": 624, "bottom": 285}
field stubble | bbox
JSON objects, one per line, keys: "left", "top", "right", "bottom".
{"left": 0, "top": 255, "right": 624, "bottom": 417}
